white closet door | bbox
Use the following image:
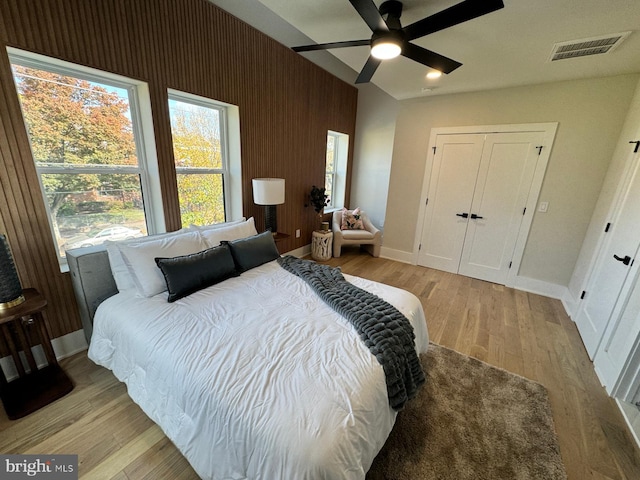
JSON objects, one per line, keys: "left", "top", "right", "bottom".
{"left": 575, "top": 149, "right": 640, "bottom": 359}
{"left": 594, "top": 247, "right": 640, "bottom": 392}
{"left": 418, "top": 134, "right": 484, "bottom": 272}
{"left": 458, "top": 132, "right": 544, "bottom": 284}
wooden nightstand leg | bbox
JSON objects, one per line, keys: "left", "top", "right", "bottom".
{"left": 14, "top": 319, "right": 38, "bottom": 373}
{"left": 1, "top": 324, "right": 26, "bottom": 377}
{"left": 34, "top": 312, "right": 57, "bottom": 366}
{"left": 0, "top": 362, "right": 7, "bottom": 388}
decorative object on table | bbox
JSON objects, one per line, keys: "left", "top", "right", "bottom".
{"left": 252, "top": 178, "right": 285, "bottom": 234}
{"left": 332, "top": 208, "right": 382, "bottom": 258}
{"left": 308, "top": 185, "right": 329, "bottom": 217}
{"left": 311, "top": 230, "right": 333, "bottom": 261}
{"left": 0, "top": 233, "right": 25, "bottom": 310}
{"left": 0, "top": 288, "right": 74, "bottom": 420}
{"left": 321, "top": 221, "right": 330, "bottom": 231}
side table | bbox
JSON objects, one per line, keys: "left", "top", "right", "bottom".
{"left": 312, "top": 230, "right": 333, "bottom": 261}
{"left": 0, "top": 288, "right": 73, "bottom": 419}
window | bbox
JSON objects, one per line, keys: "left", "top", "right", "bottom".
{"left": 325, "top": 131, "right": 349, "bottom": 210}
{"left": 8, "top": 48, "right": 163, "bottom": 270}
{"left": 168, "top": 90, "right": 241, "bottom": 227}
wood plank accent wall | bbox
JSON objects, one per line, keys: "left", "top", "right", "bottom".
{"left": 0, "top": 0, "right": 357, "bottom": 347}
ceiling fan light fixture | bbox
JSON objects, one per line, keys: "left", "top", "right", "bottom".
{"left": 371, "top": 36, "right": 402, "bottom": 60}
{"left": 426, "top": 70, "right": 442, "bottom": 79}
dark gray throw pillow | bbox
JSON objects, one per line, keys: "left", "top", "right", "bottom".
{"left": 155, "top": 243, "right": 239, "bottom": 302}
{"left": 225, "top": 230, "right": 280, "bottom": 273}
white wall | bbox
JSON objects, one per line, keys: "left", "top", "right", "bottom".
{"left": 350, "top": 83, "right": 399, "bottom": 229}
{"left": 384, "top": 74, "right": 639, "bottom": 287}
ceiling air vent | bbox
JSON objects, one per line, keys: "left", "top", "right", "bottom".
{"left": 549, "top": 32, "right": 631, "bottom": 61}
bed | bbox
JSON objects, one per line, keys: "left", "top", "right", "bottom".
{"left": 67, "top": 218, "right": 429, "bottom": 479}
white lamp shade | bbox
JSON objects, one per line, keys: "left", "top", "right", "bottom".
{"left": 252, "top": 178, "right": 285, "bottom": 205}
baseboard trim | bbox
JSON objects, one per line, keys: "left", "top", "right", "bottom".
{"left": 508, "top": 275, "right": 568, "bottom": 300}
{"left": 380, "top": 247, "right": 413, "bottom": 264}
{"left": 561, "top": 290, "right": 580, "bottom": 320}
{"left": 0, "top": 329, "right": 88, "bottom": 382}
{"left": 382, "top": 247, "right": 570, "bottom": 298}
{"left": 53, "top": 328, "right": 89, "bottom": 358}
{"left": 286, "top": 243, "right": 311, "bottom": 258}
{"left": 616, "top": 398, "right": 640, "bottom": 449}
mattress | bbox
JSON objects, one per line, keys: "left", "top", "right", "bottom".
{"left": 88, "top": 259, "right": 429, "bottom": 479}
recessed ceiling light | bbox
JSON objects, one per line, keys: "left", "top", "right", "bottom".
{"left": 426, "top": 71, "right": 442, "bottom": 79}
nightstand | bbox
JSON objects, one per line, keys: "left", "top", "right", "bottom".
{"left": 312, "top": 230, "right": 333, "bottom": 261}
{"left": 272, "top": 232, "right": 290, "bottom": 242}
{"left": 0, "top": 288, "right": 73, "bottom": 419}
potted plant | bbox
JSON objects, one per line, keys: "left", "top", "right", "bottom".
{"left": 309, "top": 185, "right": 329, "bottom": 217}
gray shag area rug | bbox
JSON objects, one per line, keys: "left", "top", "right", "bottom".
{"left": 367, "top": 343, "right": 567, "bottom": 480}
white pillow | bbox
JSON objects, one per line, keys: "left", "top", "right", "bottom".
{"left": 105, "top": 229, "right": 188, "bottom": 292}
{"left": 190, "top": 217, "right": 246, "bottom": 232}
{"left": 199, "top": 217, "right": 258, "bottom": 248}
{"left": 106, "top": 221, "right": 246, "bottom": 292}
{"left": 117, "top": 230, "right": 208, "bottom": 297}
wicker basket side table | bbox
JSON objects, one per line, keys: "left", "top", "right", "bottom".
{"left": 311, "top": 230, "right": 333, "bottom": 261}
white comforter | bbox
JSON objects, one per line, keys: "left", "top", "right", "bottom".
{"left": 88, "top": 260, "right": 429, "bottom": 479}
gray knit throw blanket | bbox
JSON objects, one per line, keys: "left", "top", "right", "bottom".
{"left": 277, "top": 256, "right": 425, "bottom": 411}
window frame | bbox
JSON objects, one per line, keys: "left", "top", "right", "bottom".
{"left": 325, "top": 130, "right": 349, "bottom": 212}
{"left": 325, "top": 132, "right": 338, "bottom": 210}
{"left": 167, "top": 89, "right": 232, "bottom": 225}
{"left": 7, "top": 47, "right": 164, "bottom": 271}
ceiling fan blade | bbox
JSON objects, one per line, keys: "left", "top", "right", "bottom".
{"left": 402, "top": 42, "right": 462, "bottom": 74}
{"left": 355, "top": 56, "right": 382, "bottom": 84}
{"left": 403, "top": 0, "right": 504, "bottom": 41}
{"left": 293, "top": 39, "right": 370, "bottom": 52}
{"left": 349, "top": 0, "right": 389, "bottom": 32}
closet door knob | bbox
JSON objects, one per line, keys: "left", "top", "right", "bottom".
{"left": 613, "top": 254, "right": 632, "bottom": 266}
{"left": 470, "top": 214, "right": 483, "bottom": 219}
{"left": 455, "top": 213, "right": 469, "bottom": 218}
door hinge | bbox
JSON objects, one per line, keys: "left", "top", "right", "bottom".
{"left": 522, "top": 207, "right": 526, "bottom": 215}
{"left": 630, "top": 140, "right": 640, "bottom": 153}
{"left": 509, "top": 261, "right": 512, "bottom": 269}
{"left": 426, "top": 198, "right": 429, "bottom": 206}
{"left": 580, "top": 291, "right": 586, "bottom": 300}
{"left": 536, "top": 146, "right": 544, "bottom": 155}
{"left": 432, "top": 146, "right": 436, "bottom": 155}
{"left": 418, "top": 243, "right": 422, "bottom": 251}
{"left": 605, "top": 222, "right": 611, "bottom": 233}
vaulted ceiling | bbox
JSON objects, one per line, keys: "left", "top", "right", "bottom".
{"left": 212, "top": 0, "right": 640, "bottom": 100}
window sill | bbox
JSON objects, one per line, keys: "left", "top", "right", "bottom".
{"left": 324, "top": 207, "right": 342, "bottom": 214}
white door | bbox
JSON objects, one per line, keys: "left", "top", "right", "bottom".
{"left": 575, "top": 147, "right": 640, "bottom": 359}
{"left": 458, "top": 132, "right": 544, "bottom": 284}
{"left": 418, "top": 131, "right": 544, "bottom": 285}
{"left": 593, "top": 247, "right": 640, "bottom": 392}
{"left": 417, "top": 134, "right": 484, "bottom": 272}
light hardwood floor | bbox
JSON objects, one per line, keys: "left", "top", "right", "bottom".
{"left": 2, "top": 248, "right": 640, "bottom": 479}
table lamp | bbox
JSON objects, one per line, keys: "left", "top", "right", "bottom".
{"left": 252, "top": 178, "right": 285, "bottom": 234}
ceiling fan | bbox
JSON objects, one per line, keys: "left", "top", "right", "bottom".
{"left": 292, "top": 0, "right": 504, "bottom": 84}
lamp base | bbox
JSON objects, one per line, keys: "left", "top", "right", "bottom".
{"left": 264, "top": 205, "right": 278, "bottom": 234}
{"left": 0, "top": 294, "right": 25, "bottom": 310}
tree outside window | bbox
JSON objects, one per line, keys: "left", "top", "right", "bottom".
{"left": 168, "top": 93, "right": 229, "bottom": 227}
{"left": 11, "top": 63, "right": 148, "bottom": 261}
